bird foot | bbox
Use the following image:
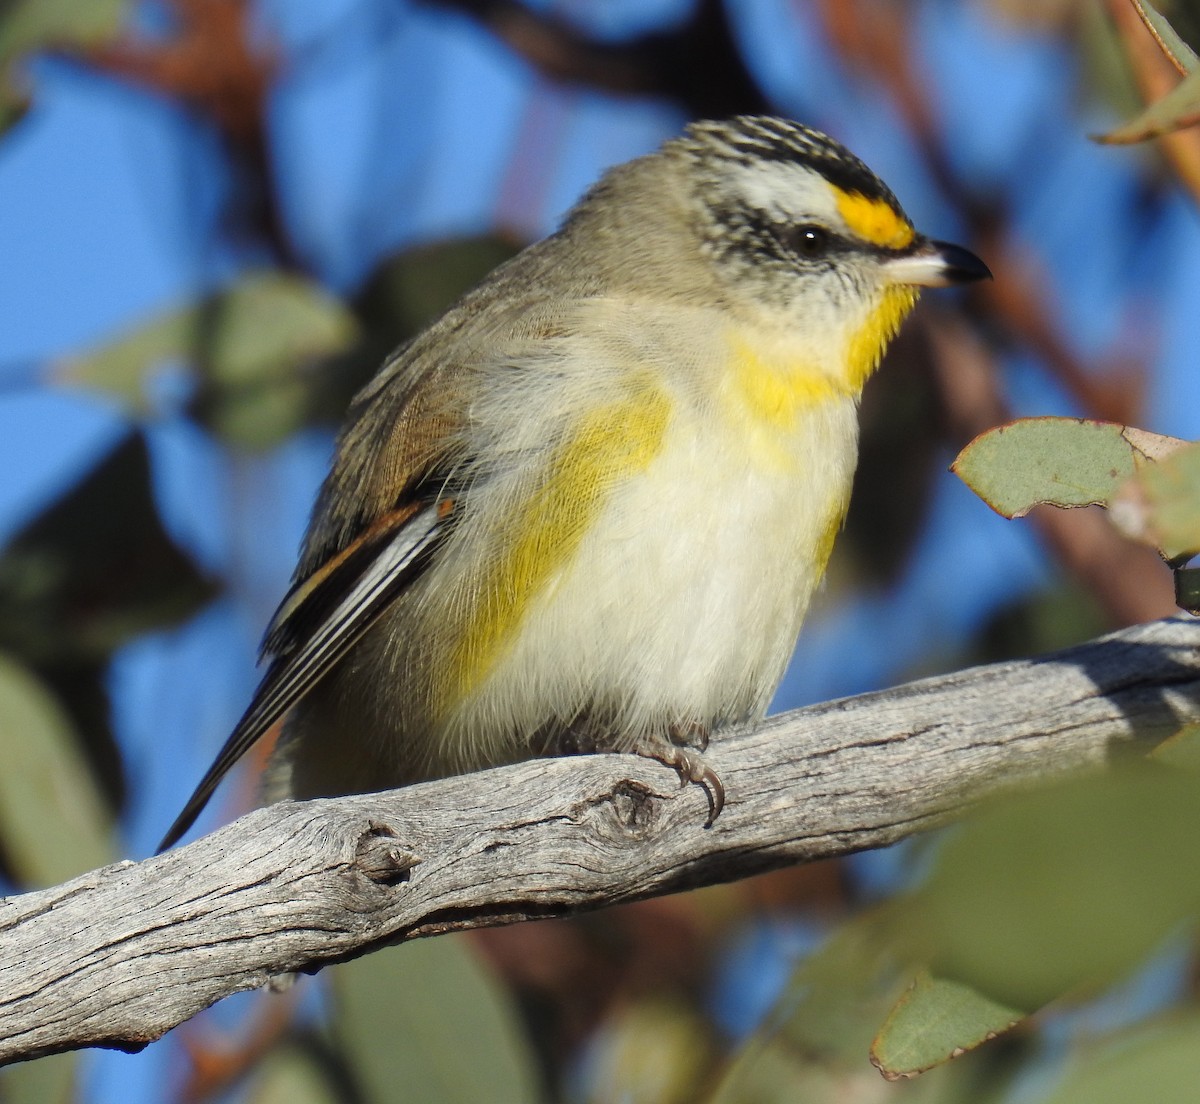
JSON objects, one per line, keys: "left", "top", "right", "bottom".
{"left": 634, "top": 728, "right": 725, "bottom": 827}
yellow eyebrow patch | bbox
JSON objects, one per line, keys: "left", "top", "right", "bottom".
{"left": 833, "top": 187, "right": 914, "bottom": 250}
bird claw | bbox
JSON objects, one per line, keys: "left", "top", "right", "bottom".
{"left": 635, "top": 740, "right": 725, "bottom": 827}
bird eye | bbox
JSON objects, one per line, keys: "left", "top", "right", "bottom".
{"left": 782, "top": 224, "right": 829, "bottom": 259}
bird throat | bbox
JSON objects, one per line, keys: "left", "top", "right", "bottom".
{"left": 727, "top": 282, "right": 918, "bottom": 432}
{"left": 846, "top": 284, "right": 918, "bottom": 392}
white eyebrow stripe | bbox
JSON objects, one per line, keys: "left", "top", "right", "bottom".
{"left": 724, "top": 160, "right": 843, "bottom": 228}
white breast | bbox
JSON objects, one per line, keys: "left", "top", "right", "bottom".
{"left": 446, "top": 302, "right": 862, "bottom": 755}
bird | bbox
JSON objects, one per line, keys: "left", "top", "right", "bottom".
{"left": 159, "top": 115, "right": 989, "bottom": 851}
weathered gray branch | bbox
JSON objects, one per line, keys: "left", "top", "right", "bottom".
{"left": 2, "top": 616, "right": 1199, "bottom": 1066}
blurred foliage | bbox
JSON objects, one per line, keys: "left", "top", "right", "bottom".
{"left": 0, "top": 85, "right": 26, "bottom": 133}
{"left": 970, "top": 583, "right": 1111, "bottom": 667}
{"left": 0, "top": 653, "right": 117, "bottom": 886}
{"left": 0, "top": 0, "right": 128, "bottom": 68}
{"left": 579, "top": 998, "right": 715, "bottom": 1104}
{"left": 332, "top": 936, "right": 543, "bottom": 1104}
{"left": 869, "top": 972, "right": 1024, "bottom": 1079}
{"left": 1040, "top": 1014, "right": 1200, "bottom": 1104}
{"left": 900, "top": 767, "right": 1200, "bottom": 1011}
{"left": 318, "top": 236, "right": 522, "bottom": 419}
{"left": 0, "top": 432, "right": 215, "bottom": 812}
{"left": 843, "top": 327, "right": 945, "bottom": 588}
{"left": 0, "top": 1049, "right": 77, "bottom": 1104}
{"left": 241, "top": 1047, "right": 343, "bottom": 1104}
{"left": 1150, "top": 720, "right": 1200, "bottom": 767}
{"left": 0, "top": 433, "right": 213, "bottom": 664}
{"left": 60, "top": 272, "right": 359, "bottom": 450}
{"left": 708, "top": 758, "right": 1200, "bottom": 1102}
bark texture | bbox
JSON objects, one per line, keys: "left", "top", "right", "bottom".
{"left": 2, "top": 616, "right": 1198, "bottom": 1065}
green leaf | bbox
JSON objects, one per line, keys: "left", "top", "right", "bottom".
{"left": 580, "top": 999, "right": 712, "bottom": 1104}
{"left": 0, "top": 1051, "right": 77, "bottom": 1104}
{"left": 1111, "top": 440, "right": 1200, "bottom": 559}
{"left": 1150, "top": 722, "right": 1200, "bottom": 770}
{"left": 899, "top": 769, "right": 1200, "bottom": 1010}
{"left": 242, "top": 1047, "right": 342, "bottom": 1104}
{"left": 1127, "top": 0, "right": 1199, "bottom": 74}
{"left": 332, "top": 936, "right": 542, "bottom": 1104}
{"left": 773, "top": 910, "right": 912, "bottom": 1063}
{"left": 1042, "top": 1015, "right": 1200, "bottom": 1104}
{"left": 61, "top": 271, "right": 358, "bottom": 449}
{"left": 1097, "top": 63, "right": 1200, "bottom": 144}
{"left": 0, "top": 0, "right": 129, "bottom": 67}
{"left": 870, "top": 971, "right": 1025, "bottom": 1080}
{"left": 952, "top": 417, "right": 1191, "bottom": 524}
{"left": 708, "top": 1037, "right": 855, "bottom": 1104}
{"left": 56, "top": 308, "right": 197, "bottom": 410}
{"left": 0, "top": 653, "right": 116, "bottom": 886}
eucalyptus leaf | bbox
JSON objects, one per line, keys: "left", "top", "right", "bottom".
{"left": 0, "top": 0, "right": 128, "bottom": 67}
{"left": 0, "top": 653, "right": 116, "bottom": 886}
{"left": 333, "top": 935, "right": 542, "bottom": 1104}
{"left": 61, "top": 271, "right": 358, "bottom": 448}
{"left": 1042, "top": 1015, "right": 1200, "bottom": 1104}
{"left": 898, "top": 769, "right": 1200, "bottom": 1010}
{"left": 242, "top": 1047, "right": 342, "bottom": 1104}
{"left": 1126, "top": 0, "right": 1199, "bottom": 73}
{"left": 953, "top": 418, "right": 1140, "bottom": 517}
{"left": 0, "top": 1051, "right": 77, "bottom": 1104}
{"left": 1098, "top": 58, "right": 1200, "bottom": 143}
{"left": 870, "top": 971, "right": 1025, "bottom": 1080}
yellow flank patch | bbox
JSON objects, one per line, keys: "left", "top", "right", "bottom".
{"left": 846, "top": 285, "right": 918, "bottom": 392}
{"left": 814, "top": 489, "right": 852, "bottom": 578}
{"left": 446, "top": 382, "right": 671, "bottom": 706}
{"left": 833, "top": 187, "right": 915, "bottom": 250}
{"left": 728, "top": 332, "right": 846, "bottom": 430}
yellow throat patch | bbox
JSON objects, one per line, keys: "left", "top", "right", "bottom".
{"left": 846, "top": 284, "right": 918, "bottom": 392}
{"left": 726, "top": 276, "right": 918, "bottom": 438}
{"left": 728, "top": 333, "right": 845, "bottom": 430}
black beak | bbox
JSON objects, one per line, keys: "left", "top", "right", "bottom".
{"left": 929, "top": 240, "right": 992, "bottom": 284}
{"left": 884, "top": 238, "right": 992, "bottom": 287}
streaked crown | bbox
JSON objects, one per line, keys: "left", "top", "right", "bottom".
{"left": 670, "top": 116, "right": 918, "bottom": 297}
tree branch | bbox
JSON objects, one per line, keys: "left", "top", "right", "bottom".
{"left": 3, "top": 616, "right": 1199, "bottom": 1066}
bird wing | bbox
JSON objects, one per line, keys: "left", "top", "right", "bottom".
{"left": 157, "top": 498, "right": 449, "bottom": 851}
